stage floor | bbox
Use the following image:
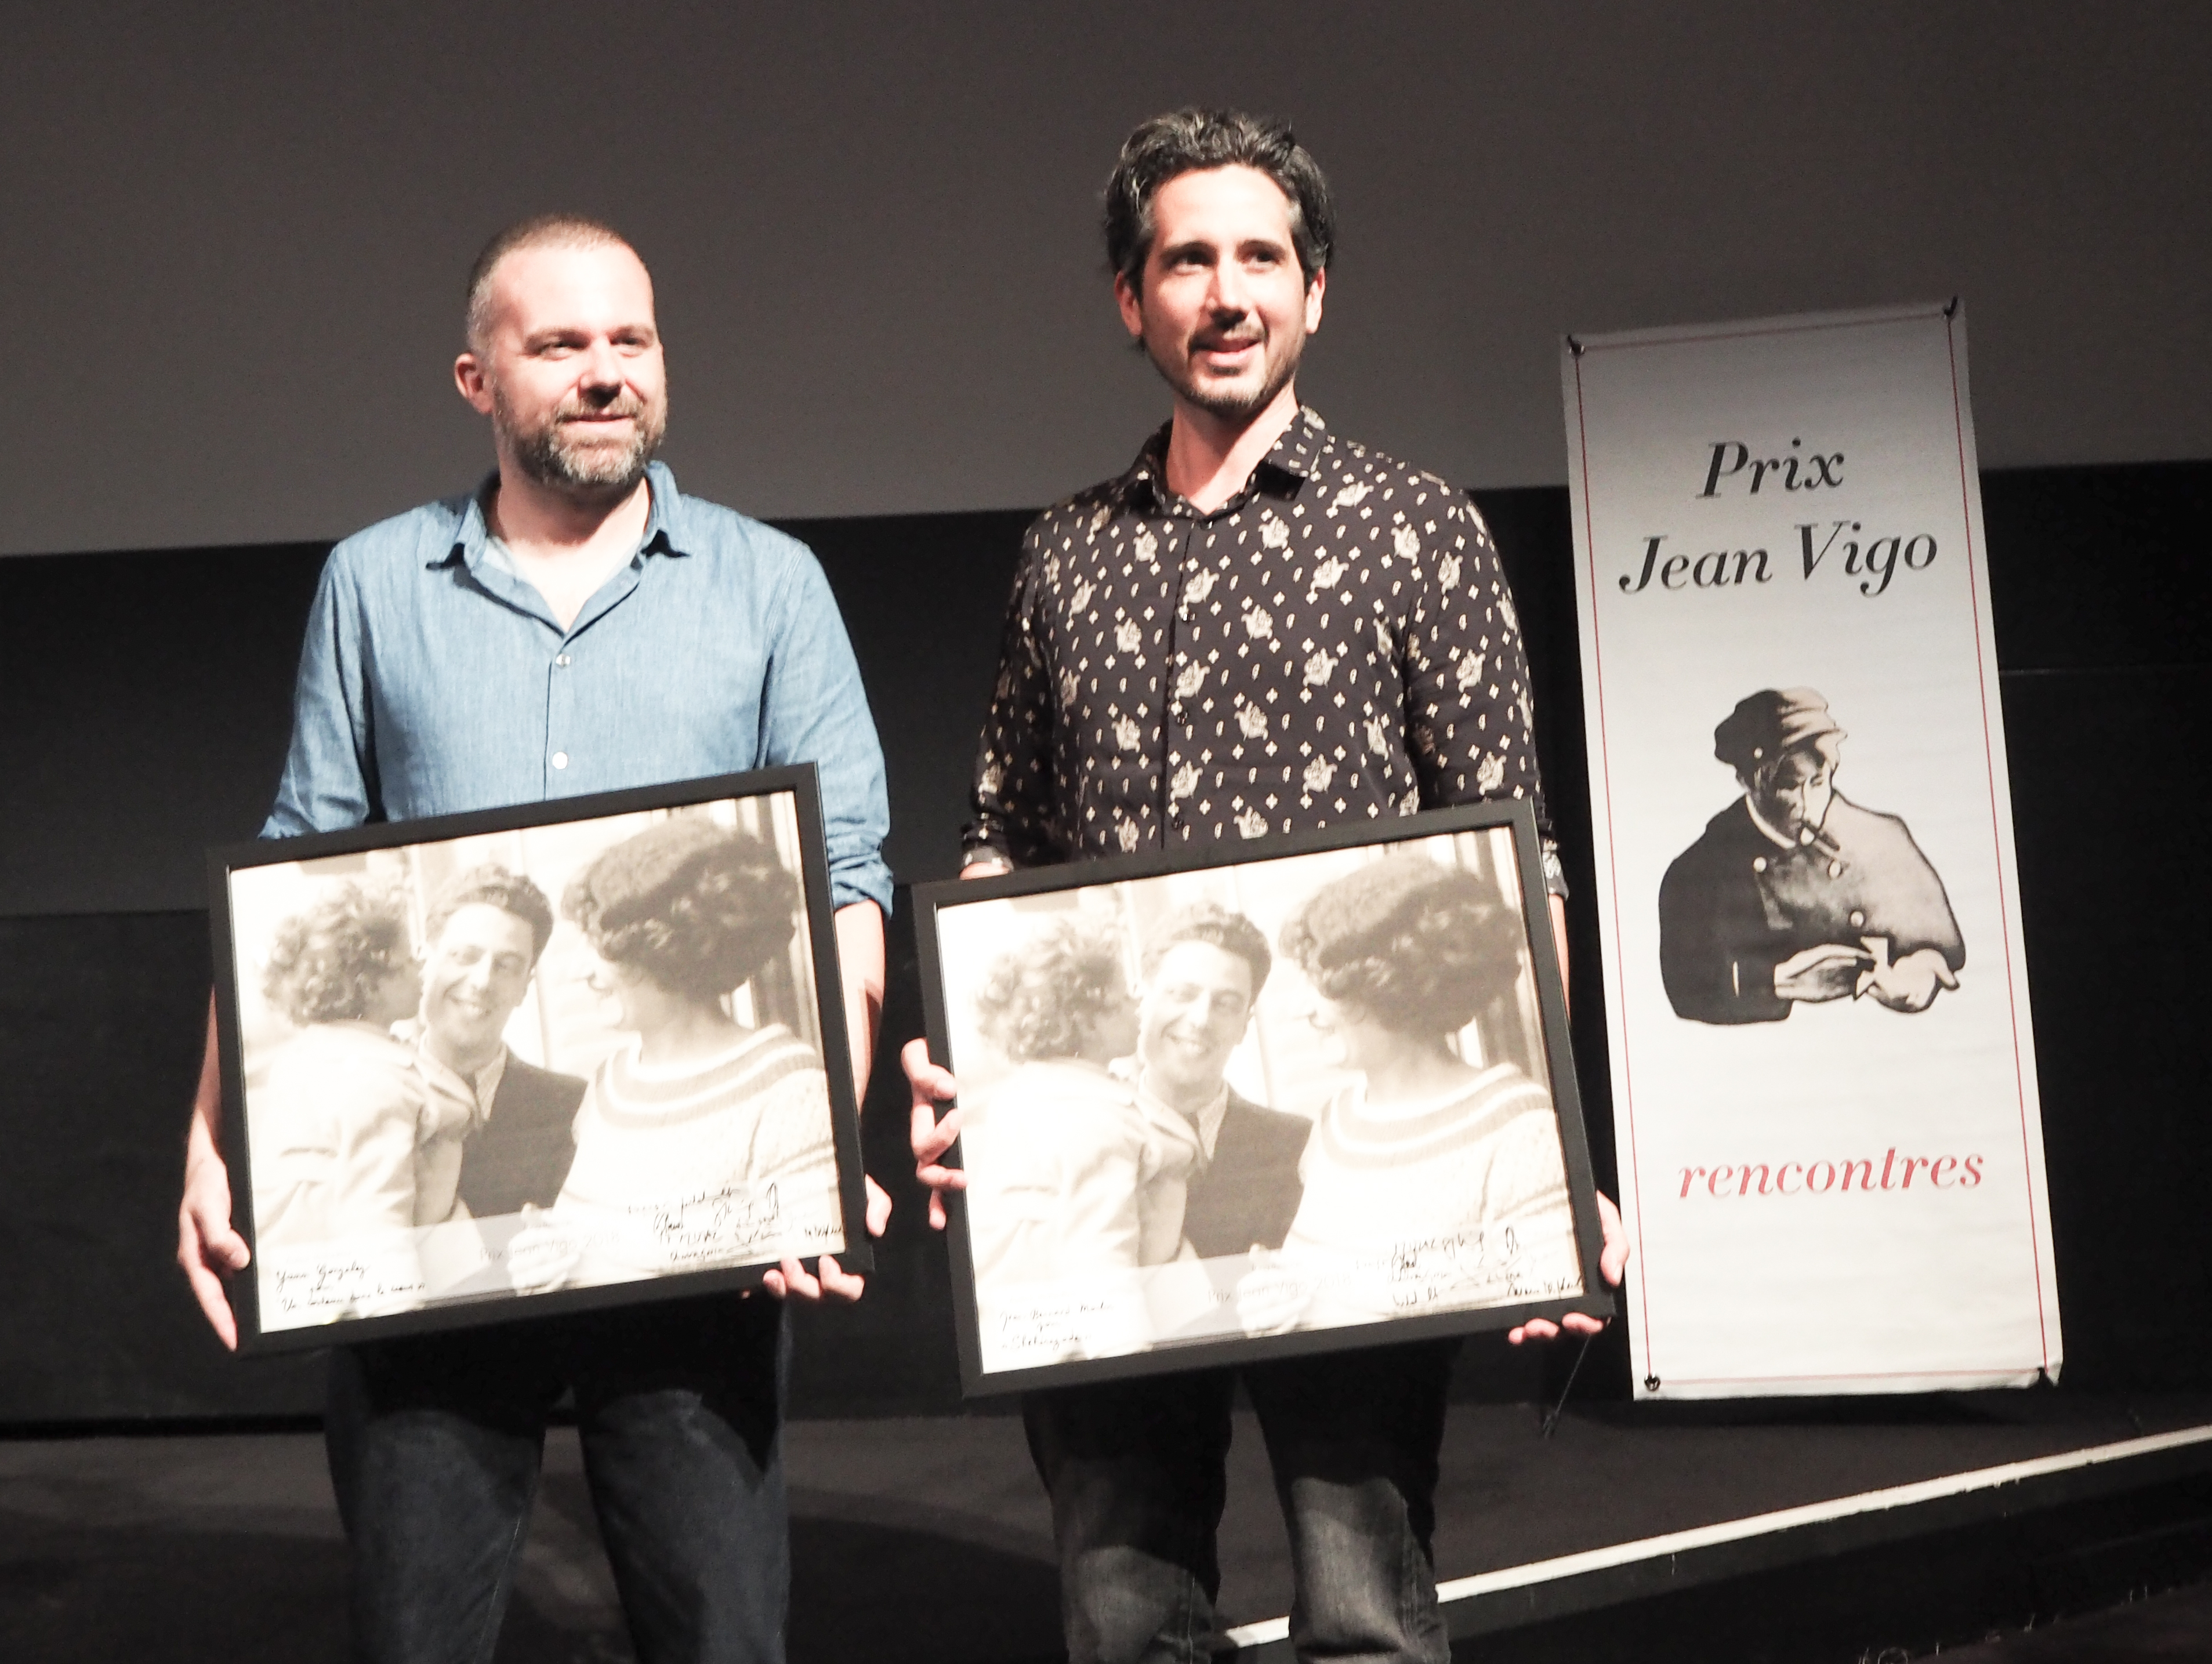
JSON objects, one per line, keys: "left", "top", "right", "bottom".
{"left": 4, "top": 1390, "right": 2210, "bottom": 1662}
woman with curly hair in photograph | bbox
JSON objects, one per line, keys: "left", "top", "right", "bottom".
{"left": 1241, "top": 855, "right": 1582, "bottom": 1334}
{"left": 510, "top": 815, "right": 840, "bottom": 1290}
{"left": 251, "top": 878, "right": 472, "bottom": 1260}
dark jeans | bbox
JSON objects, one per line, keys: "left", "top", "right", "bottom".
{"left": 325, "top": 1293, "right": 789, "bottom": 1664}
{"left": 1023, "top": 1339, "right": 1456, "bottom": 1664}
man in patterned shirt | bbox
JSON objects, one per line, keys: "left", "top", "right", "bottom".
{"left": 908, "top": 110, "right": 1626, "bottom": 1663}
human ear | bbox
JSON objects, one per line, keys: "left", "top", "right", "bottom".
{"left": 454, "top": 351, "right": 495, "bottom": 414}
{"left": 1114, "top": 270, "right": 1146, "bottom": 340}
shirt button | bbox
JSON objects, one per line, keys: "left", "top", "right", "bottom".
{"left": 1828, "top": 860, "right": 1844, "bottom": 878}
{"left": 1800, "top": 828, "right": 1816, "bottom": 845}
{"left": 1849, "top": 909, "right": 1866, "bottom": 927}
{"left": 555, "top": 654, "right": 572, "bottom": 668}
{"left": 1752, "top": 856, "right": 1767, "bottom": 873}
{"left": 552, "top": 752, "right": 569, "bottom": 770}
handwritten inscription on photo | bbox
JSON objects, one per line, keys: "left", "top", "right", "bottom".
{"left": 916, "top": 801, "right": 1612, "bottom": 1393}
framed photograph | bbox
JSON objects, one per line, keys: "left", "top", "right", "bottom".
{"left": 914, "top": 799, "right": 1613, "bottom": 1394}
{"left": 209, "top": 766, "right": 869, "bottom": 1353}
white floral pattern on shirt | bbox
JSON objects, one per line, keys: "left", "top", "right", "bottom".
{"left": 965, "top": 408, "right": 1550, "bottom": 863}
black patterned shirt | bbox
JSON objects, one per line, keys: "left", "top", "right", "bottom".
{"left": 964, "top": 408, "right": 1560, "bottom": 883}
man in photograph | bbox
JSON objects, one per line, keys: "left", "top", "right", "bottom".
{"left": 177, "top": 215, "right": 892, "bottom": 1663}
{"left": 407, "top": 865, "right": 586, "bottom": 1218}
{"left": 906, "top": 110, "right": 1627, "bottom": 1664}
{"left": 1123, "top": 903, "right": 1310, "bottom": 1260}
{"left": 1659, "top": 687, "right": 1966, "bottom": 1025}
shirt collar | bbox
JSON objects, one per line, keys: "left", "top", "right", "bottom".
{"left": 1743, "top": 797, "right": 1798, "bottom": 850}
{"left": 1743, "top": 794, "right": 1843, "bottom": 862}
{"left": 1115, "top": 1056, "right": 1232, "bottom": 1162}
{"left": 414, "top": 1036, "right": 509, "bottom": 1128}
{"left": 430, "top": 460, "right": 691, "bottom": 572}
{"left": 1123, "top": 405, "right": 1328, "bottom": 516}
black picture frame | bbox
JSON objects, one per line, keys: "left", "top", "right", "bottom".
{"left": 208, "top": 765, "right": 870, "bottom": 1354}
{"left": 914, "top": 799, "right": 1613, "bottom": 1395}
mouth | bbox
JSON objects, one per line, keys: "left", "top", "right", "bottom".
{"left": 558, "top": 396, "right": 646, "bottom": 426}
{"left": 1192, "top": 334, "right": 1261, "bottom": 368}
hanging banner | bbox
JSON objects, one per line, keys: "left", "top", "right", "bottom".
{"left": 1563, "top": 303, "right": 2061, "bottom": 1398}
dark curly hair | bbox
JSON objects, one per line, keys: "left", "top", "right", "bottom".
{"left": 563, "top": 818, "right": 800, "bottom": 1004}
{"left": 973, "top": 917, "right": 1129, "bottom": 1065}
{"left": 423, "top": 864, "right": 556, "bottom": 963}
{"left": 261, "top": 880, "right": 414, "bottom": 1028}
{"left": 1138, "top": 901, "right": 1272, "bottom": 999}
{"left": 1281, "top": 858, "right": 1521, "bottom": 1036}
{"left": 1103, "top": 107, "right": 1335, "bottom": 288}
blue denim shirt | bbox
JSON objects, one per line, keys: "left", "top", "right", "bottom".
{"left": 263, "top": 462, "right": 893, "bottom": 914}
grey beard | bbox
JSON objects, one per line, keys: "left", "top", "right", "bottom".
{"left": 510, "top": 416, "right": 662, "bottom": 499}
{"left": 496, "top": 388, "right": 668, "bottom": 502}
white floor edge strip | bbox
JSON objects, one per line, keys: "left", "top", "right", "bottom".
{"left": 1222, "top": 1422, "right": 2212, "bottom": 1650}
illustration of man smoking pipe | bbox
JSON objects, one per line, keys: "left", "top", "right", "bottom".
{"left": 1659, "top": 688, "right": 1964, "bottom": 1025}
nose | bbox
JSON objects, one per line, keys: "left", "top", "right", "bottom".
{"left": 1207, "top": 261, "right": 1249, "bottom": 316}
{"left": 579, "top": 339, "right": 625, "bottom": 390}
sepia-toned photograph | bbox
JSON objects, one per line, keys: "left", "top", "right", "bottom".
{"left": 916, "top": 802, "right": 1611, "bottom": 1392}
{"left": 210, "top": 769, "right": 865, "bottom": 1351}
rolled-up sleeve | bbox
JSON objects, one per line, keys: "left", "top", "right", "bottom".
{"left": 963, "top": 542, "right": 1060, "bottom": 869}
{"left": 1404, "top": 495, "right": 1566, "bottom": 894}
{"left": 758, "top": 549, "right": 894, "bottom": 914}
{"left": 263, "top": 546, "right": 378, "bottom": 839}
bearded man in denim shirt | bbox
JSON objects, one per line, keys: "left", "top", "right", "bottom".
{"left": 177, "top": 215, "right": 893, "bottom": 1664}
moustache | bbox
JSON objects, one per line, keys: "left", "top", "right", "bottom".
{"left": 556, "top": 396, "right": 648, "bottom": 423}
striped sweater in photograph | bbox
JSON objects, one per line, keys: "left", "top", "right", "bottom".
{"left": 1282, "top": 1062, "right": 1582, "bottom": 1324}
{"left": 552, "top": 1023, "right": 844, "bottom": 1284}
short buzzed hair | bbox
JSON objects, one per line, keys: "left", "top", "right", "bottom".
{"left": 463, "top": 213, "right": 636, "bottom": 351}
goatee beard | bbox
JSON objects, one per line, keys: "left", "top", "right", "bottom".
{"left": 1156, "top": 341, "right": 1300, "bottom": 425}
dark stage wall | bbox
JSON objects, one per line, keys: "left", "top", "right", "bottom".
{"left": 0, "top": 463, "right": 2204, "bottom": 1423}
{"left": 7, "top": 5, "right": 2208, "bottom": 560}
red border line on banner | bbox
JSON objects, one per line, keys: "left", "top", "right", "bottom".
{"left": 1572, "top": 350, "right": 1658, "bottom": 1376}
{"left": 1948, "top": 311, "right": 2054, "bottom": 1372}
